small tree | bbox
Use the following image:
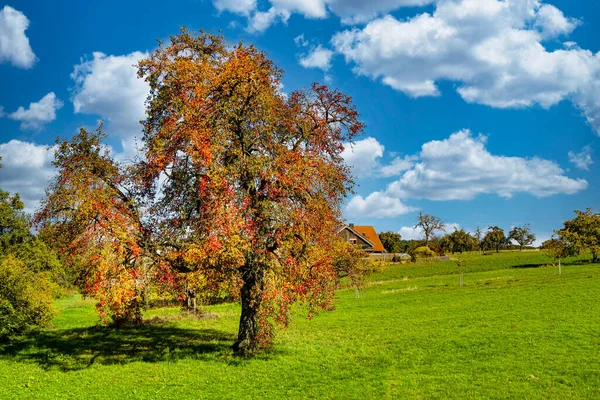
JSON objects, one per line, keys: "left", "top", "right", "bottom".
{"left": 483, "top": 226, "right": 506, "bottom": 253}
{"left": 378, "top": 231, "right": 403, "bottom": 253}
{"left": 556, "top": 209, "right": 600, "bottom": 263}
{"left": 508, "top": 224, "right": 536, "bottom": 251}
{"left": 415, "top": 212, "right": 444, "bottom": 246}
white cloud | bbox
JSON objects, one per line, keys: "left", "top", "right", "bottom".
{"left": 71, "top": 51, "right": 149, "bottom": 138}
{"left": 346, "top": 191, "right": 415, "bottom": 218}
{"left": 386, "top": 129, "right": 588, "bottom": 200}
{"left": 271, "top": 0, "right": 327, "bottom": 18}
{"left": 0, "top": 140, "right": 56, "bottom": 214}
{"left": 294, "top": 34, "right": 309, "bottom": 47}
{"left": 380, "top": 155, "right": 416, "bottom": 177}
{"left": 332, "top": 0, "right": 600, "bottom": 135}
{"left": 568, "top": 145, "right": 593, "bottom": 171}
{"left": 8, "top": 92, "right": 63, "bottom": 130}
{"left": 398, "top": 222, "right": 459, "bottom": 240}
{"left": 299, "top": 45, "right": 334, "bottom": 71}
{"left": 343, "top": 137, "right": 416, "bottom": 178}
{"left": 216, "top": 0, "right": 437, "bottom": 30}
{"left": 342, "top": 137, "right": 384, "bottom": 177}
{"left": 213, "top": 0, "right": 256, "bottom": 16}
{"left": 534, "top": 4, "right": 578, "bottom": 39}
{"left": 248, "top": 7, "right": 290, "bottom": 33}
{"left": 0, "top": 6, "right": 36, "bottom": 68}
{"left": 327, "top": 0, "right": 434, "bottom": 24}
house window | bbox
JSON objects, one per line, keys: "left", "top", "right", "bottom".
{"left": 349, "top": 238, "right": 357, "bottom": 245}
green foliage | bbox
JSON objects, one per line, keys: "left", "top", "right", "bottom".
{"left": 378, "top": 231, "right": 403, "bottom": 253}
{"left": 440, "top": 228, "right": 478, "bottom": 254}
{"left": 411, "top": 245, "right": 437, "bottom": 260}
{"left": 557, "top": 208, "right": 600, "bottom": 262}
{"left": 0, "top": 255, "right": 55, "bottom": 340}
{"left": 483, "top": 226, "right": 506, "bottom": 253}
{"left": 0, "top": 187, "right": 30, "bottom": 255}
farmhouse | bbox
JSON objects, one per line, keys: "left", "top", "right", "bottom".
{"left": 337, "top": 224, "right": 386, "bottom": 253}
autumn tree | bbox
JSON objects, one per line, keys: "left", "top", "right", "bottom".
{"left": 136, "top": 30, "right": 363, "bottom": 354}
{"left": 36, "top": 126, "right": 151, "bottom": 325}
{"left": 378, "top": 231, "right": 402, "bottom": 253}
{"left": 415, "top": 212, "right": 444, "bottom": 246}
{"left": 508, "top": 224, "right": 536, "bottom": 251}
{"left": 556, "top": 209, "right": 600, "bottom": 262}
{"left": 483, "top": 226, "right": 506, "bottom": 253}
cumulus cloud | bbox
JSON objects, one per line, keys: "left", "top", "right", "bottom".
{"left": 7, "top": 92, "right": 63, "bottom": 130}
{"left": 346, "top": 191, "right": 415, "bottom": 218}
{"left": 215, "top": 0, "right": 437, "bottom": 30}
{"left": 342, "top": 137, "right": 384, "bottom": 177}
{"left": 299, "top": 45, "right": 334, "bottom": 71}
{"left": 342, "top": 137, "right": 416, "bottom": 179}
{"left": 327, "top": 0, "right": 435, "bottom": 24}
{"left": 0, "top": 140, "right": 55, "bottom": 214}
{"left": 213, "top": 0, "right": 256, "bottom": 16}
{"left": 0, "top": 6, "right": 36, "bottom": 68}
{"left": 386, "top": 129, "right": 588, "bottom": 200}
{"left": 568, "top": 145, "right": 593, "bottom": 171}
{"left": 399, "top": 222, "right": 459, "bottom": 240}
{"left": 332, "top": 0, "right": 600, "bottom": 135}
{"left": 71, "top": 51, "right": 149, "bottom": 137}
{"left": 380, "top": 155, "right": 417, "bottom": 177}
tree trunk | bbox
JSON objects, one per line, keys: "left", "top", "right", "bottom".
{"left": 232, "top": 262, "right": 265, "bottom": 355}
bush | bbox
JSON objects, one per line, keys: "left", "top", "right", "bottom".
{"left": 0, "top": 255, "right": 55, "bottom": 340}
{"left": 411, "top": 246, "right": 437, "bottom": 261}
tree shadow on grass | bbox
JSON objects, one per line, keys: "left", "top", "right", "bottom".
{"left": 0, "top": 324, "right": 235, "bottom": 372}
{"left": 511, "top": 264, "right": 543, "bottom": 269}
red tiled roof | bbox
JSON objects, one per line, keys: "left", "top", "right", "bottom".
{"left": 353, "top": 226, "right": 386, "bottom": 252}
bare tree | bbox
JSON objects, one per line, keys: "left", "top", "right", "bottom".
{"left": 415, "top": 212, "right": 444, "bottom": 246}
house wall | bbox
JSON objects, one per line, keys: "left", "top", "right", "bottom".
{"left": 338, "top": 228, "right": 373, "bottom": 251}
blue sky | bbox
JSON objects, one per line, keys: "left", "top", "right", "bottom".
{"left": 0, "top": 0, "right": 598, "bottom": 244}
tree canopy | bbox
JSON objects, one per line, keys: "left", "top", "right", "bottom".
{"left": 37, "top": 30, "right": 364, "bottom": 354}
{"left": 483, "top": 226, "right": 506, "bottom": 253}
{"left": 378, "top": 231, "right": 403, "bottom": 253}
{"left": 556, "top": 209, "right": 600, "bottom": 262}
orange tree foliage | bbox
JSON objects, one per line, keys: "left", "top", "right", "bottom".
{"left": 35, "top": 127, "right": 150, "bottom": 325}
{"left": 37, "top": 30, "right": 364, "bottom": 353}
{"left": 137, "top": 30, "right": 363, "bottom": 353}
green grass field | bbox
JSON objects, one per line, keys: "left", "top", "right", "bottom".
{"left": 1, "top": 252, "right": 599, "bottom": 399}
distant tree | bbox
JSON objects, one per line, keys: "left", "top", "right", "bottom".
{"left": 556, "top": 209, "right": 600, "bottom": 262}
{"left": 508, "top": 224, "right": 536, "bottom": 251}
{"left": 483, "top": 226, "right": 506, "bottom": 253}
{"left": 378, "top": 231, "right": 403, "bottom": 253}
{"left": 439, "top": 234, "right": 454, "bottom": 254}
{"left": 440, "top": 229, "right": 477, "bottom": 254}
{"left": 474, "top": 226, "right": 483, "bottom": 252}
{"left": 415, "top": 212, "right": 444, "bottom": 246}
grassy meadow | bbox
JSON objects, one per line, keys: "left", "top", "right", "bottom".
{"left": 0, "top": 251, "right": 598, "bottom": 399}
